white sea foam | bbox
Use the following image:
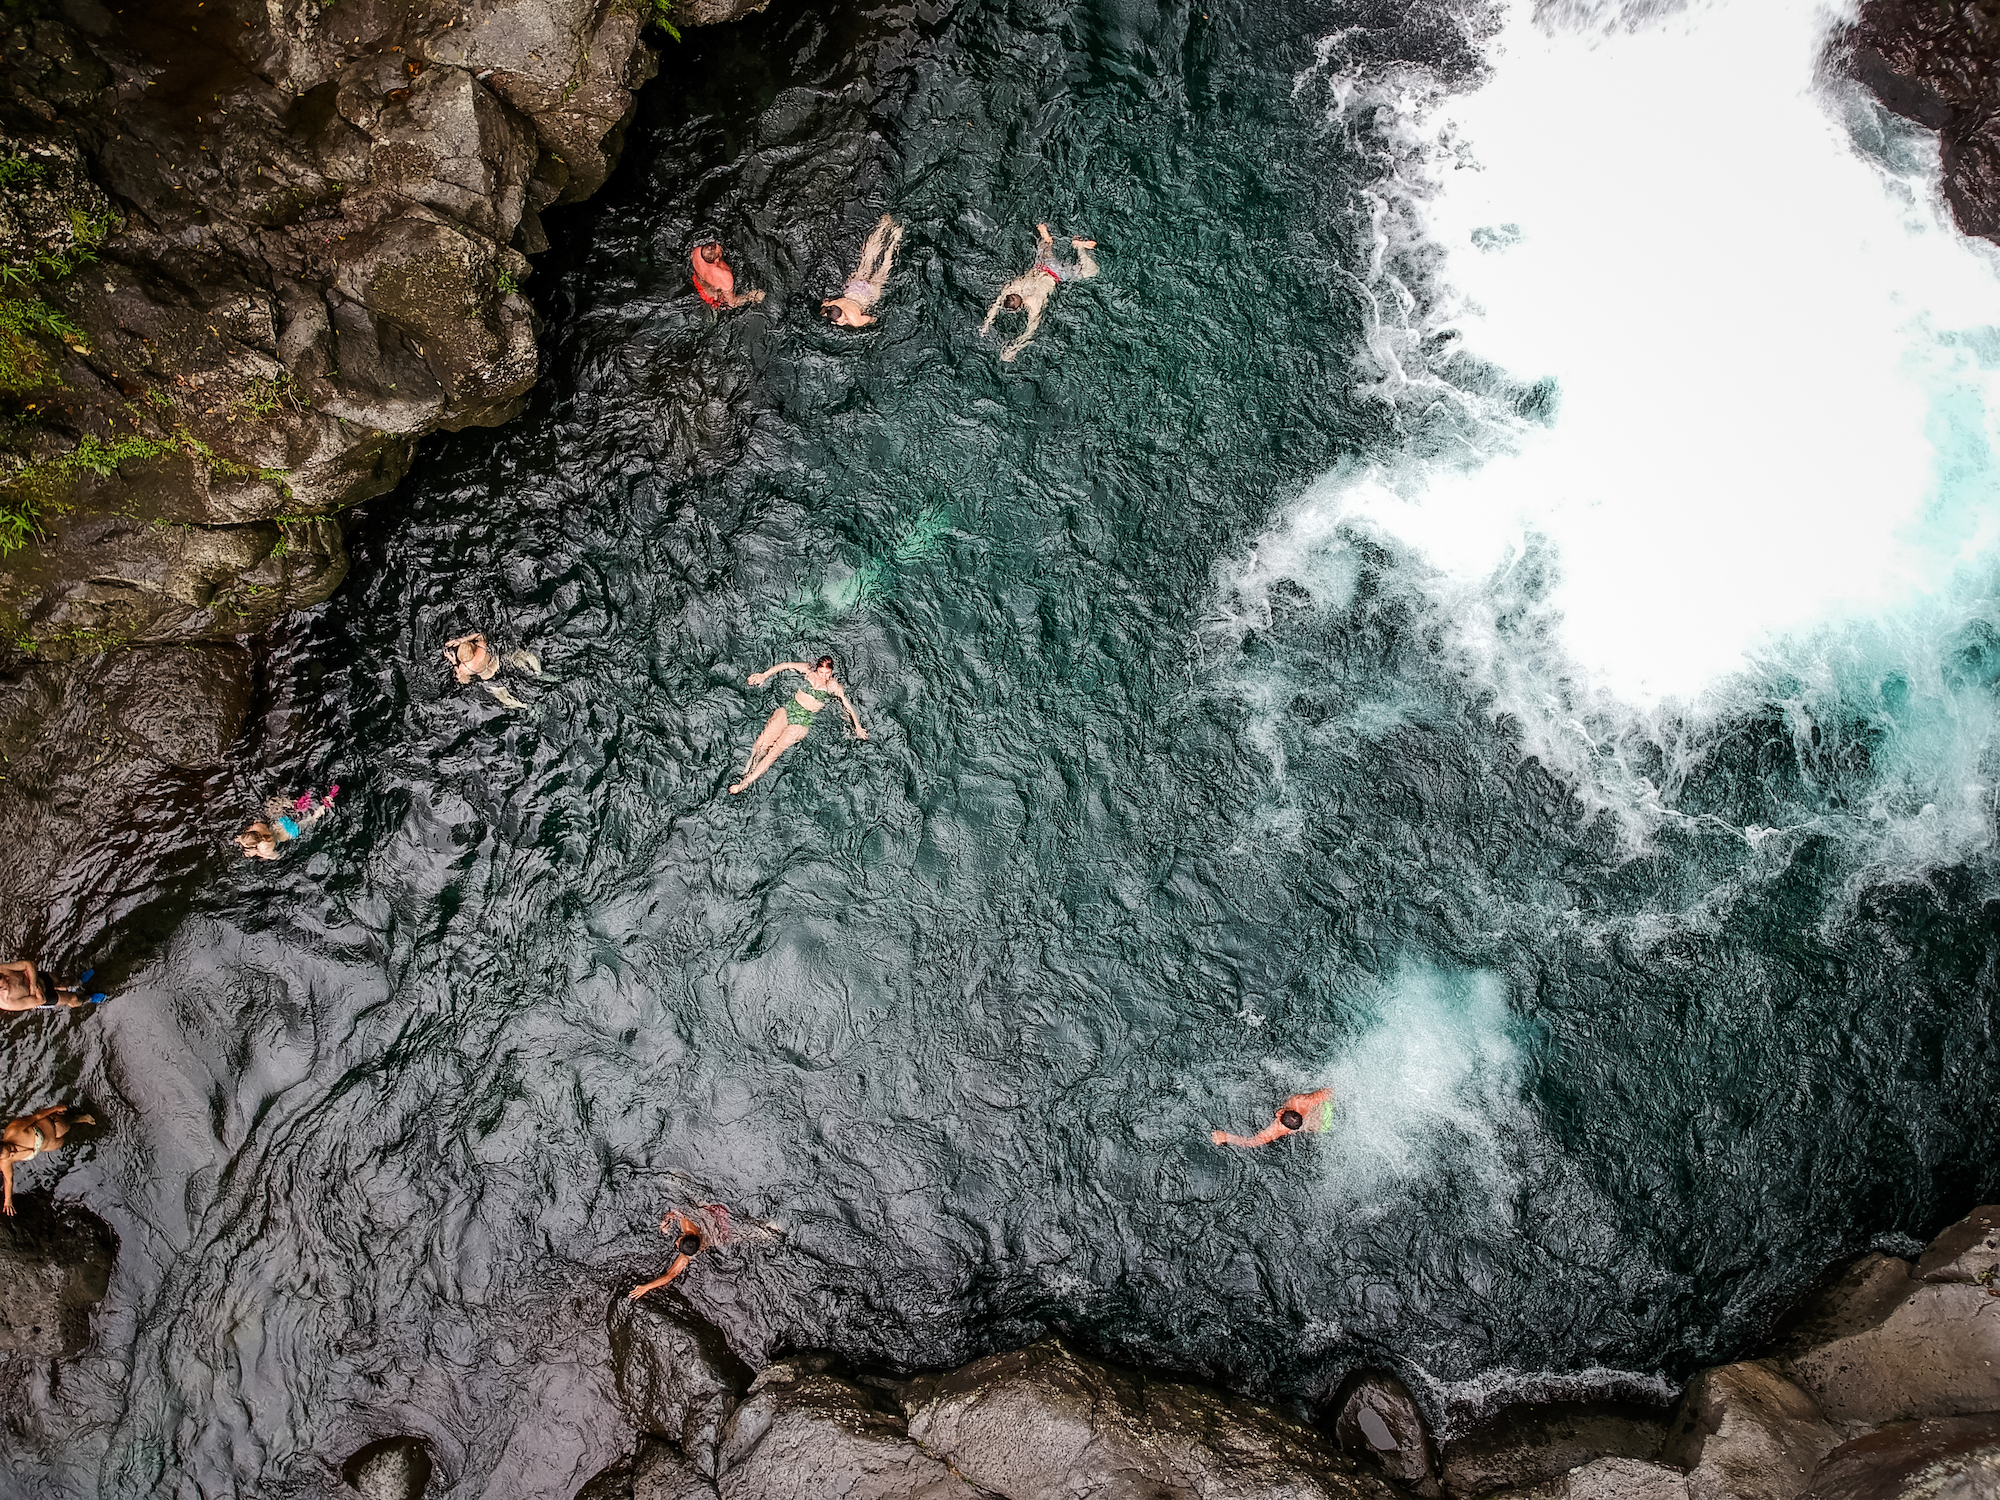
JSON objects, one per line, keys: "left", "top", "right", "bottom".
{"left": 1219, "top": 0, "right": 2000, "bottom": 882}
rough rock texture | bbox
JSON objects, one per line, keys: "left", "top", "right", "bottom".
{"left": 0, "top": 1189, "right": 115, "bottom": 1357}
{"left": 1336, "top": 1371, "right": 1443, "bottom": 1498}
{"left": 1843, "top": 2, "right": 2000, "bottom": 244}
{"left": 1773, "top": 1255, "right": 2000, "bottom": 1427}
{"left": 1660, "top": 1362, "right": 1839, "bottom": 1500}
{"left": 0, "top": 0, "right": 756, "bottom": 955}
{"left": 611, "top": 1298, "right": 752, "bottom": 1478}
{"left": 1491, "top": 1456, "right": 1690, "bottom": 1500}
{"left": 577, "top": 1435, "right": 720, "bottom": 1500}
{"left": 904, "top": 1339, "right": 1410, "bottom": 1500}
{"left": 1804, "top": 1415, "right": 2000, "bottom": 1500}
{"left": 1913, "top": 1205, "right": 2000, "bottom": 1285}
{"left": 341, "top": 1435, "right": 433, "bottom": 1500}
{"left": 717, "top": 1356, "right": 982, "bottom": 1500}
{"left": 1441, "top": 1400, "right": 1671, "bottom": 1499}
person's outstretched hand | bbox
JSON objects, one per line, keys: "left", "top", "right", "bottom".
{"left": 747, "top": 671, "right": 766, "bottom": 686}
{"left": 854, "top": 727, "right": 869, "bottom": 740}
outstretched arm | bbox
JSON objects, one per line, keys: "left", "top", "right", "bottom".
{"left": 1210, "top": 1122, "right": 1291, "bottom": 1149}
{"left": 980, "top": 287, "right": 1012, "bottom": 335}
{"left": 999, "top": 302, "right": 1045, "bottom": 362}
{"left": 747, "top": 662, "right": 816, "bottom": 687}
{"left": 628, "top": 1253, "right": 692, "bottom": 1300}
{"left": 2, "top": 1157, "right": 14, "bottom": 1216}
{"left": 830, "top": 684, "right": 868, "bottom": 739}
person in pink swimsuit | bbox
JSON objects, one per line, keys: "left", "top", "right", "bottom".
{"left": 1211, "top": 1088, "right": 1335, "bottom": 1148}
{"left": 822, "top": 214, "right": 904, "bottom": 328}
{"left": 691, "top": 239, "right": 765, "bottom": 310}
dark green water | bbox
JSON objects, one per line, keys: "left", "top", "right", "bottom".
{"left": 6, "top": 0, "right": 1999, "bottom": 1493}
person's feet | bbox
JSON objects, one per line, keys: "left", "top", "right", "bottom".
{"left": 729, "top": 781, "right": 745, "bottom": 794}
{"left": 1073, "top": 238, "right": 1096, "bottom": 248}
{"left": 747, "top": 289, "right": 766, "bottom": 304}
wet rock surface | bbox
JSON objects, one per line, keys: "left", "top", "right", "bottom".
{"left": 340, "top": 1435, "right": 433, "bottom": 1500}
{"left": 1803, "top": 1414, "right": 2000, "bottom": 1500}
{"left": 1659, "top": 1361, "right": 1838, "bottom": 1500}
{"left": 1336, "top": 1370, "right": 1443, "bottom": 1497}
{"left": 1440, "top": 1400, "right": 1670, "bottom": 1498}
{"left": 1843, "top": 3, "right": 2000, "bottom": 244}
{"left": 0, "top": 1189, "right": 115, "bottom": 1358}
{"left": 904, "top": 1339, "right": 1407, "bottom": 1500}
{"left": 611, "top": 1297, "right": 752, "bottom": 1477}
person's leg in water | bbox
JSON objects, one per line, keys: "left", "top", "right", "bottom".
{"left": 856, "top": 215, "right": 903, "bottom": 292}
{"left": 731, "top": 708, "right": 809, "bottom": 794}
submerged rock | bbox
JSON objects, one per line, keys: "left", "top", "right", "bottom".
{"left": 1335, "top": 1370, "right": 1442, "bottom": 1497}
{"left": 1804, "top": 1414, "right": 2000, "bottom": 1500}
{"left": 717, "top": 1355, "right": 980, "bottom": 1500}
{"left": 1440, "top": 1399, "right": 1670, "bottom": 1498}
{"left": 0, "top": 1190, "right": 114, "bottom": 1358}
{"left": 903, "top": 1339, "right": 1407, "bottom": 1500}
{"left": 340, "top": 1435, "right": 433, "bottom": 1500}
{"left": 1660, "top": 1361, "right": 1838, "bottom": 1500}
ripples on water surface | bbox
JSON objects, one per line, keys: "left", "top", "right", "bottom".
{"left": 7, "top": 0, "right": 2000, "bottom": 1493}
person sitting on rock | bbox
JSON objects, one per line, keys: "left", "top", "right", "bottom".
{"left": 691, "top": 239, "right": 764, "bottom": 310}
{"left": 0, "top": 960, "right": 98, "bottom": 1011}
{"left": 822, "top": 214, "right": 904, "bottom": 328}
{"left": 1211, "top": 1088, "right": 1335, "bottom": 1148}
{"left": 629, "top": 1211, "right": 711, "bottom": 1300}
{"left": 0, "top": 1105, "right": 93, "bottom": 1215}
{"left": 979, "top": 222, "right": 1098, "bottom": 362}
{"left": 235, "top": 787, "right": 338, "bottom": 860}
{"left": 443, "top": 632, "right": 500, "bottom": 684}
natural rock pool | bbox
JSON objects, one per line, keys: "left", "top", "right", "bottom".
{"left": 7, "top": 0, "right": 2000, "bottom": 1493}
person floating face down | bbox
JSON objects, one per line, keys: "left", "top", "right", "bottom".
{"left": 629, "top": 1210, "right": 716, "bottom": 1300}
{"left": 0, "top": 960, "right": 95, "bottom": 1012}
{"left": 822, "top": 214, "right": 904, "bottom": 329}
{"left": 980, "top": 222, "right": 1099, "bottom": 362}
{"left": 0, "top": 1105, "right": 93, "bottom": 1215}
{"left": 1210, "top": 1089, "right": 1335, "bottom": 1149}
{"left": 730, "top": 655, "right": 868, "bottom": 794}
{"left": 691, "top": 239, "right": 765, "bottom": 310}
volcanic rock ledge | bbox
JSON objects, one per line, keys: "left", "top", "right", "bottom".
{"left": 557, "top": 1207, "right": 2000, "bottom": 1500}
{"left": 0, "top": 0, "right": 754, "bottom": 953}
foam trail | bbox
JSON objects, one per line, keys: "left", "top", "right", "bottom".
{"left": 1229, "top": 0, "right": 2000, "bottom": 876}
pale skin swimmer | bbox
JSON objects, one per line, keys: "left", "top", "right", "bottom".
{"left": 1211, "top": 1089, "right": 1335, "bottom": 1149}
{"left": 0, "top": 1105, "right": 93, "bottom": 1215}
{"left": 980, "top": 222, "right": 1098, "bottom": 361}
{"left": 629, "top": 1212, "right": 707, "bottom": 1300}
{"left": 822, "top": 214, "right": 904, "bottom": 328}
{"left": 0, "top": 961, "right": 73, "bottom": 1012}
{"left": 731, "top": 655, "right": 867, "bottom": 795}
{"left": 691, "top": 239, "right": 765, "bottom": 310}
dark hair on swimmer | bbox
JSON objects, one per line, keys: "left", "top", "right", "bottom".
{"left": 698, "top": 241, "right": 721, "bottom": 262}
{"left": 814, "top": 655, "right": 835, "bottom": 671}
{"left": 1279, "top": 1109, "right": 1304, "bottom": 1131}
{"left": 822, "top": 303, "right": 841, "bottom": 321}
{"left": 1003, "top": 292, "right": 1024, "bottom": 311}
{"left": 676, "top": 1232, "right": 703, "bottom": 1258}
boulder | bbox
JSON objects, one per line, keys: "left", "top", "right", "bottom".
{"left": 1442, "top": 1400, "right": 1670, "bottom": 1497}
{"left": 341, "top": 1435, "right": 432, "bottom": 1500}
{"left": 1660, "top": 1361, "right": 1838, "bottom": 1500}
{"left": 1336, "top": 1371, "right": 1442, "bottom": 1497}
{"left": 577, "top": 1436, "right": 719, "bottom": 1500}
{"left": 903, "top": 1339, "right": 1408, "bottom": 1500}
{"left": 1804, "top": 1414, "right": 2000, "bottom": 1500}
{"left": 0, "top": 1190, "right": 116, "bottom": 1358}
{"left": 1773, "top": 1256, "right": 2000, "bottom": 1426}
{"left": 1913, "top": 1206, "right": 2000, "bottom": 1286}
{"left": 716, "top": 1356, "right": 980, "bottom": 1500}
{"left": 610, "top": 1299, "right": 751, "bottom": 1477}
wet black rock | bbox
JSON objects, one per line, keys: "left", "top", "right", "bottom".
{"left": 1336, "top": 1370, "right": 1442, "bottom": 1497}
{"left": 1804, "top": 1414, "right": 2000, "bottom": 1500}
{"left": 1440, "top": 1399, "right": 1669, "bottom": 1498}
{"left": 610, "top": 1297, "right": 752, "bottom": 1478}
{"left": 717, "top": 1354, "right": 981, "bottom": 1500}
{"left": 341, "top": 1435, "right": 432, "bottom": 1500}
{"left": 903, "top": 1339, "right": 1409, "bottom": 1500}
{"left": 576, "top": 1435, "right": 718, "bottom": 1500}
{"left": 1842, "top": 3, "right": 2000, "bottom": 244}
{"left": 0, "top": 1189, "right": 114, "bottom": 1358}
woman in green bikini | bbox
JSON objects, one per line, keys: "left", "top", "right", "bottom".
{"left": 731, "top": 655, "right": 868, "bottom": 794}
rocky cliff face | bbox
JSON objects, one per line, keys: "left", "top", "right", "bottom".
{"left": 0, "top": 0, "right": 752, "bottom": 955}
{"left": 1843, "top": 0, "right": 2000, "bottom": 244}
